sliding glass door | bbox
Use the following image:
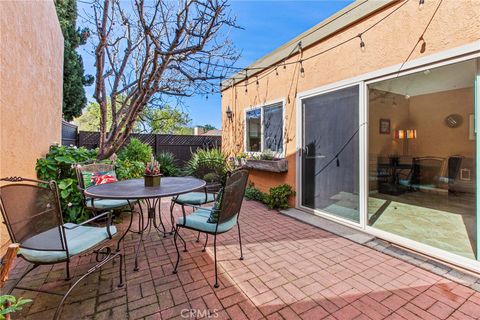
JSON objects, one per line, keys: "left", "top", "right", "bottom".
{"left": 301, "top": 85, "right": 360, "bottom": 223}
{"left": 367, "top": 58, "right": 478, "bottom": 261}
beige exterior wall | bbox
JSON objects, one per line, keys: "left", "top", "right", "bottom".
{"left": 0, "top": 1, "right": 64, "bottom": 247}
{"left": 221, "top": 0, "right": 480, "bottom": 204}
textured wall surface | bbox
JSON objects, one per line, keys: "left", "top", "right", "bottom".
{"left": 0, "top": 0, "right": 63, "bottom": 248}
{"left": 221, "top": 0, "right": 480, "bottom": 205}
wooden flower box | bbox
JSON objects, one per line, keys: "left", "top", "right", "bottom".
{"left": 244, "top": 159, "right": 288, "bottom": 173}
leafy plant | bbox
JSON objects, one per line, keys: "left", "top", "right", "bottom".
{"left": 115, "top": 159, "right": 145, "bottom": 180}
{"left": 244, "top": 182, "right": 265, "bottom": 202}
{"left": 36, "top": 145, "right": 97, "bottom": 223}
{"left": 184, "top": 148, "right": 228, "bottom": 183}
{"left": 145, "top": 156, "right": 161, "bottom": 175}
{"left": 156, "top": 152, "right": 180, "bottom": 177}
{"left": 118, "top": 138, "right": 152, "bottom": 163}
{"left": 260, "top": 149, "right": 275, "bottom": 160}
{"left": 264, "top": 184, "right": 295, "bottom": 210}
{"left": 0, "top": 295, "right": 32, "bottom": 319}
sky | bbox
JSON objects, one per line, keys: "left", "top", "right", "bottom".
{"left": 77, "top": 0, "right": 354, "bottom": 129}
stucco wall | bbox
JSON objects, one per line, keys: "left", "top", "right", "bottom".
{"left": 221, "top": 0, "right": 480, "bottom": 205}
{"left": 0, "top": 1, "right": 63, "bottom": 248}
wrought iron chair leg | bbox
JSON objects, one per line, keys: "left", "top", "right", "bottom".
{"left": 172, "top": 226, "right": 181, "bottom": 274}
{"left": 237, "top": 223, "right": 244, "bottom": 260}
{"left": 202, "top": 234, "right": 209, "bottom": 252}
{"left": 169, "top": 200, "right": 176, "bottom": 235}
{"left": 65, "top": 261, "right": 71, "bottom": 281}
{"left": 176, "top": 229, "right": 187, "bottom": 252}
{"left": 118, "top": 253, "right": 124, "bottom": 287}
{"left": 6, "top": 264, "right": 38, "bottom": 295}
{"left": 213, "top": 234, "right": 219, "bottom": 288}
{"left": 53, "top": 251, "right": 121, "bottom": 320}
{"left": 196, "top": 232, "right": 201, "bottom": 242}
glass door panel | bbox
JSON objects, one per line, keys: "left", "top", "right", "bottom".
{"left": 301, "top": 85, "right": 360, "bottom": 222}
{"left": 368, "top": 58, "right": 477, "bottom": 260}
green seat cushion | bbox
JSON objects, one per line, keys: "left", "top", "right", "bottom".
{"left": 86, "top": 198, "right": 131, "bottom": 210}
{"left": 19, "top": 223, "right": 117, "bottom": 263}
{"left": 178, "top": 208, "right": 237, "bottom": 233}
{"left": 175, "top": 192, "right": 215, "bottom": 205}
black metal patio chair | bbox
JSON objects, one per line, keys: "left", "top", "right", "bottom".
{"left": 76, "top": 161, "right": 134, "bottom": 216}
{"left": 172, "top": 169, "right": 249, "bottom": 288}
{"left": 0, "top": 177, "right": 123, "bottom": 320}
{"left": 169, "top": 160, "right": 224, "bottom": 235}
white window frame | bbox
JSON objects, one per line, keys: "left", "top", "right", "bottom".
{"left": 244, "top": 98, "right": 285, "bottom": 157}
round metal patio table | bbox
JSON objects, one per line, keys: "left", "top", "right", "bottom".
{"left": 85, "top": 177, "right": 206, "bottom": 271}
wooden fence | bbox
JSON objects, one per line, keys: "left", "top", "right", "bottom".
{"left": 77, "top": 131, "right": 221, "bottom": 165}
{"left": 61, "top": 121, "right": 78, "bottom": 146}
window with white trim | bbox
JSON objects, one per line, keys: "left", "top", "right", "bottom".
{"left": 245, "top": 102, "right": 283, "bottom": 153}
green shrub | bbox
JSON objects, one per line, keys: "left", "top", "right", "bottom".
{"left": 156, "top": 152, "right": 180, "bottom": 177}
{"left": 0, "top": 295, "right": 32, "bottom": 320}
{"left": 184, "top": 148, "right": 228, "bottom": 183}
{"left": 260, "top": 149, "right": 275, "bottom": 160}
{"left": 116, "top": 159, "right": 145, "bottom": 180}
{"left": 245, "top": 182, "right": 265, "bottom": 202}
{"left": 118, "top": 138, "right": 152, "bottom": 163}
{"left": 264, "top": 184, "right": 295, "bottom": 210}
{"left": 36, "top": 145, "right": 97, "bottom": 223}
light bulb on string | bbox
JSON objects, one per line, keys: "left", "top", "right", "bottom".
{"left": 299, "top": 60, "right": 305, "bottom": 78}
{"left": 358, "top": 34, "right": 365, "bottom": 52}
{"left": 256, "top": 77, "right": 259, "bottom": 86}
{"left": 275, "top": 67, "right": 278, "bottom": 76}
{"left": 419, "top": 0, "right": 425, "bottom": 10}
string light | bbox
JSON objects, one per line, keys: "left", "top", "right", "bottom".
{"left": 256, "top": 77, "right": 259, "bottom": 85}
{"left": 358, "top": 34, "right": 365, "bottom": 51}
{"left": 220, "top": 0, "right": 411, "bottom": 89}
{"left": 419, "top": 0, "right": 425, "bottom": 10}
{"left": 198, "top": 62, "right": 202, "bottom": 74}
{"left": 299, "top": 60, "right": 305, "bottom": 78}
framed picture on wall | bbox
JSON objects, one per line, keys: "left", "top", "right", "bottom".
{"left": 379, "top": 118, "right": 391, "bottom": 134}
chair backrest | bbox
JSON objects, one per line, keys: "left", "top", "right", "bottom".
{"left": 76, "top": 161, "right": 116, "bottom": 190}
{"left": 217, "top": 169, "right": 249, "bottom": 224}
{"left": 0, "top": 177, "right": 67, "bottom": 252}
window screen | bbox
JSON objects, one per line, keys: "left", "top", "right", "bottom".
{"left": 246, "top": 109, "right": 261, "bottom": 152}
{"left": 263, "top": 103, "right": 283, "bottom": 152}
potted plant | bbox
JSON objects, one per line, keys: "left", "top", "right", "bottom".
{"left": 144, "top": 156, "right": 162, "bottom": 187}
{"left": 243, "top": 150, "right": 288, "bottom": 173}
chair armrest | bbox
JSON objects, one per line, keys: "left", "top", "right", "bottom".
{"left": 63, "top": 211, "right": 112, "bottom": 230}
{"left": 181, "top": 203, "right": 214, "bottom": 212}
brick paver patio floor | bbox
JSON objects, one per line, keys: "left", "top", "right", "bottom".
{"left": 4, "top": 200, "right": 480, "bottom": 319}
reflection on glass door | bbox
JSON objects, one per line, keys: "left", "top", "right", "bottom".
{"left": 367, "top": 58, "right": 478, "bottom": 260}
{"left": 301, "top": 85, "right": 360, "bottom": 222}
